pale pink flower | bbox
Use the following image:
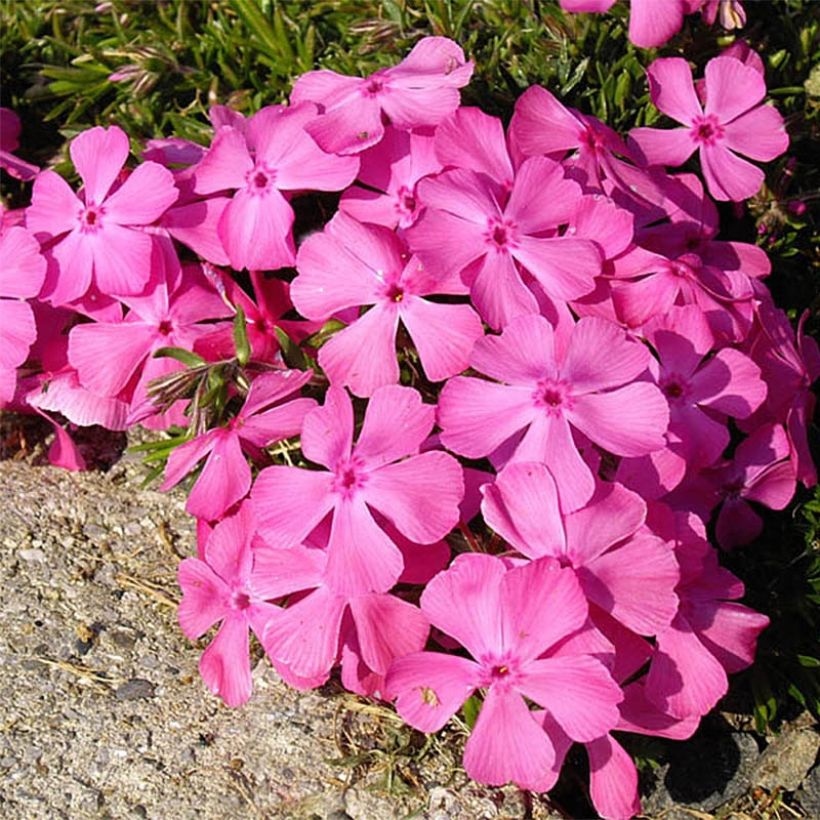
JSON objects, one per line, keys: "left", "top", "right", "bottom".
{"left": 291, "top": 37, "right": 473, "bottom": 155}
{"left": 292, "top": 212, "right": 483, "bottom": 396}
{"left": 27, "top": 126, "right": 178, "bottom": 303}
{"left": 702, "top": 0, "right": 746, "bottom": 30}
{"left": 252, "top": 385, "right": 464, "bottom": 595}
{"left": 406, "top": 157, "right": 601, "bottom": 329}
{"left": 386, "top": 554, "right": 622, "bottom": 790}
{"left": 630, "top": 57, "right": 789, "bottom": 201}
{"left": 193, "top": 103, "right": 359, "bottom": 271}
{"left": 177, "top": 504, "right": 281, "bottom": 706}
{"left": 161, "top": 369, "right": 316, "bottom": 521}
{"left": 438, "top": 314, "right": 669, "bottom": 511}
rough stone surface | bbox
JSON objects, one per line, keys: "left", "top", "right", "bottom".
{"left": 795, "top": 763, "right": 820, "bottom": 817}
{"left": 753, "top": 727, "right": 820, "bottom": 791}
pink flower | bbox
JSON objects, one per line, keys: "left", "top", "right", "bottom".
{"left": 0, "top": 227, "right": 46, "bottom": 404}
{"left": 386, "top": 554, "right": 622, "bottom": 790}
{"left": 0, "top": 108, "right": 39, "bottom": 181}
{"left": 339, "top": 125, "right": 442, "bottom": 229}
{"left": 193, "top": 104, "right": 359, "bottom": 271}
{"left": 252, "top": 385, "right": 464, "bottom": 595}
{"left": 482, "top": 464, "right": 680, "bottom": 636}
{"left": 702, "top": 0, "right": 746, "bottom": 30}
{"left": 629, "top": 57, "right": 789, "bottom": 201}
{"left": 438, "top": 314, "right": 669, "bottom": 511}
{"left": 27, "top": 125, "right": 179, "bottom": 304}
{"left": 292, "top": 212, "right": 483, "bottom": 396}
{"left": 161, "top": 369, "right": 316, "bottom": 521}
{"left": 291, "top": 37, "right": 473, "bottom": 155}
{"left": 177, "top": 503, "right": 282, "bottom": 706}
{"left": 406, "top": 157, "right": 601, "bottom": 329}
{"left": 559, "top": 0, "right": 702, "bottom": 49}
{"left": 253, "top": 541, "right": 429, "bottom": 686}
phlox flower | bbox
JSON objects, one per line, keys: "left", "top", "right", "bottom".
{"left": 291, "top": 212, "right": 483, "bottom": 396}
{"left": 386, "top": 554, "right": 622, "bottom": 790}
{"left": 177, "top": 503, "right": 283, "bottom": 706}
{"left": 0, "top": 108, "right": 39, "bottom": 180}
{"left": 27, "top": 125, "right": 179, "bottom": 304}
{"left": 0, "top": 226, "right": 46, "bottom": 404}
{"left": 161, "top": 369, "right": 316, "bottom": 521}
{"left": 438, "top": 314, "right": 669, "bottom": 511}
{"left": 252, "top": 385, "right": 464, "bottom": 595}
{"left": 252, "top": 540, "right": 429, "bottom": 688}
{"left": 291, "top": 37, "right": 473, "bottom": 155}
{"left": 339, "top": 125, "right": 441, "bottom": 230}
{"left": 193, "top": 103, "right": 359, "bottom": 272}
{"left": 406, "top": 156, "right": 601, "bottom": 329}
{"left": 645, "top": 508, "right": 769, "bottom": 719}
{"left": 629, "top": 56, "right": 789, "bottom": 201}
{"left": 559, "top": 0, "right": 702, "bottom": 49}
{"left": 482, "top": 464, "right": 680, "bottom": 636}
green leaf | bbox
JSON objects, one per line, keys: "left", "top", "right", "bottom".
{"left": 461, "top": 695, "right": 481, "bottom": 731}
{"left": 153, "top": 347, "right": 207, "bottom": 367}
{"left": 233, "top": 305, "right": 251, "bottom": 366}
{"left": 274, "top": 326, "right": 309, "bottom": 371}
{"left": 306, "top": 318, "right": 345, "bottom": 349}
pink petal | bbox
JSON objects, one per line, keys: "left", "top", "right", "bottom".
{"left": 305, "top": 96, "right": 385, "bottom": 155}
{"left": 67, "top": 320, "right": 155, "bottom": 396}
{"left": 581, "top": 533, "right": 680, "bottom": 635}
{"left": 380, "top": 85, "right": 463, "bottom": 131}
{"left": 617, "top": 681, "right": 699, "bottom": 739}
{"left": 177, "top": 558, "right": 230, "bottom": 639}
{"left": 88, "top": 224, "right": 154, "bottom": 295}
{"left": 400, "top": 298, "right": 483, "bottom": 382}
{"left": 502, "top": 559, "right": 588, "bottom": 660}
{"left": 691, "top": 601, "right": 769, "bottom": 674}
{"left": 469, "top": 313, "right": 553, "bottom": 385}
{"left": 414, "top": 167, "right": 498, "bottom": 227}
{"left": 186, "top": 432, "right": 251, "bottom": 520}
{"left": 715, "top": 498, "right": 763, "bottom": 549}
{"left": 480, "top": 462, "right": 566, "bottom": 559}
{"left": 199, "top": 615, "right": 252, "bottom": 707}
{"left": 290, "top": 69, "right": 362, "bottom": 107}
{"left": 203, "top": 503, "right": 255, "bottom": 584}
{"left": 251, "top": 465, "right": 335, "bottom": 548}
{"left": 160, "top": 431, "right": 218, "bottom": 491}
{"left": 404, "top": 208, "right": 486, "bottom": 282}
{"left": 387, "top": 36, "right": 472, "bottom": 83}
{"left": 349, "top": 593, "right": 429, "bottom": 675}
{"left": 0, "top": 227, "right": 46, "bottom": 297}
{"left": 355, "top": 384, "right": 435, "bottom": 467}
{"left": 518, "top": 655, "right": 621, "bottom": 741}
{"left": 699, "top": 143, "right": 764, "bottom": 202}
{"left": 569, "top": 383, "right": 669, "bottom": 457}
{"left": 629, "top": 0, "right": 686, "bottom": 48}
{"left": 506, "top": 157, "right": 581, "bottom": 231}
{"left": 325, "top": 498, "right": 404, "bottom": 595}
{"left": 611, "top": 272, "right": 679, "bottom": 328}
{"left": 251, "top": 542, "right": 326, "bottom": 599}
{"left": 646, "top": 58, "right": 701, "bottom": 124}
{"left": 318, "top": 304, "right": 400, "bottom": 397}
{"left": 103, "top": 161, "right": 178, "bottom": 225}
{"left": 219, "top": 186, "right": 294, "bottom": 271}
{"left": 438, "top": 378, "right": 536, "bottom": 459}
{"left": 509, "top": 85, "right": 584, "bottom": 157}
{"left": 70, "top": 126, "right": 129, "bottom": 203}
{"left": 262, "top": 586, "right": 346, "bottom": 679}
{"left": 587, "top": 735, "right": 641, "bottom": 820}
{"left": 163, "top": 197, "right": 231, "bottom": 265}
{"left": 44, "top": 414, "right": 86, "bottom": 471}
{"left": 421, "top": 553, "right": 506, "bottom": 658}
{"left": 463, "top": 688, "right": 555, "bottom": 790}
{"left": 628, "top": 126, "right": 697, "bottom": 167}
{"left": 723, "top": 104, "right": 789, "bottom": 162}
{"left": 239, "top": 398, "right": 316, "bottom": 448}
{"left": 647, "top": 615, "right": 728, "bottom": 718}
{"left": 388, "top": 651, "right": 481, "bottom": 732}
{"left": 301, "top": 386, "right": 353, "bottom": 469}
{"left": 744, "top": 460, "right": 796, "bottom": 510}
{"left": 562, "top": 317, "right": 650, "bottom": 394}
{"left": 0, "top": 300, "right": 36, "bottom": 370}
{"left": 512, "top": 235, "right": 600, "bottom": 301}
{"left": 469, "top": 250, "right": 539, "bottom": 330}
{"left": 704, "top": 56, "right": 765, "bottom": 123}
{"left": 27, "top": 171, "right": 82, "bottom": 238}
{"left": 364, "top": 451, "right": 463, "bottom": 544}
{"left": 691, "top": 348, "right": 766, "bottom": 417}
{"left": 193, "top": 127, "right": 252, "bottom": 195}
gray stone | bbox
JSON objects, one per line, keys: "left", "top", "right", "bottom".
{"left": 115, "top": 679, "right": 156, "bottom": 701}
{"left": 753, "top": 727, "right": 820, "bottom": 791}
{"left": 796, "top": 763, "right": 820, "bottom": 816}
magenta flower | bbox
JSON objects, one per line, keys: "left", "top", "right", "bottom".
{"left": 292, "top": 212, "right": 483, "bottom": 396}
{"left": 629, "top": 56, "right": 789, "bottom": 201}
{"left": 193, "top": 103, "right": 359, "bottom": 271}
{"left": 252, "top": 385, "right": 464, "bottom": 595}
{"left": 0, "top": 108, "right": 39, "bottom": 181}
{"left": 161, "top": 369, "right": 316, "bottom": 521}
{"left": 291, "top": 36, "right": 473, "bottom": 155}
{"left": 339, "top": 125, "right": 442, "bottom": 230}
{"left": 406, "top": 157, "right": 601, "bottom": 329}
{"left": 177, "top": 504, "right": 282, "bottom": 706}
{"left": 438, "top": 314, "right": 669, "bottom": 511}
{"left": 386, "top": 554, "right": 622, "bottom": 790}
{"left": 0, "top": 227, "right": 46, "bottom": 404}
{"left": 27, "top": 125, "right": 178, "bottom": 304}
{"left": 252, "top": 541, "right": 429, "bottom": 685}
{"left": 482, "top": 464, "right": 680, "bottom": 636}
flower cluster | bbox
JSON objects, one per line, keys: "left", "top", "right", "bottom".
{"left": 2, "top": 35, "right": 816, "bottom": 820}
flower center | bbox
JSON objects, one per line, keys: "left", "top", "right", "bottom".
{"left": 691, "top": 115, "right": 725, "bottom": 146}
{"left": 485, "top": 216, "right": 517, "bottom": 252}
{"left": 396, "top": 185, "right": 417, "bottom": 215}
{"left": 79, "top": 204, "right": 104, "bottom": 233}
{"left": 231, "top": 590, "right": 251, "bottom": 611}
{"left": 384, "top": 282, "right": 405, "bottom": 303}
{"left": 364, "top": 77, "right": 384, "bottom": 96}
{"left": 246, "top": 163, "right": 275, "bottom": 195}
{"left": 333, "top": 457, "right": 368, "bottom": 498}
{"left": 157, "top": 319, "right": 173, "bottom": 336}
{"left": 533, "top": 379, "right": 571, "bottom": 416}
{"left": 661, "top": 375, "right": 689, "bottom": 402}
{"left": 722, "top": 479, "right": 744, "bottom": 500}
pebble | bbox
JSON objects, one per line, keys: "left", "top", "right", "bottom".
{"left": 115, "top": 679, "right": 155, "bottom": 701}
